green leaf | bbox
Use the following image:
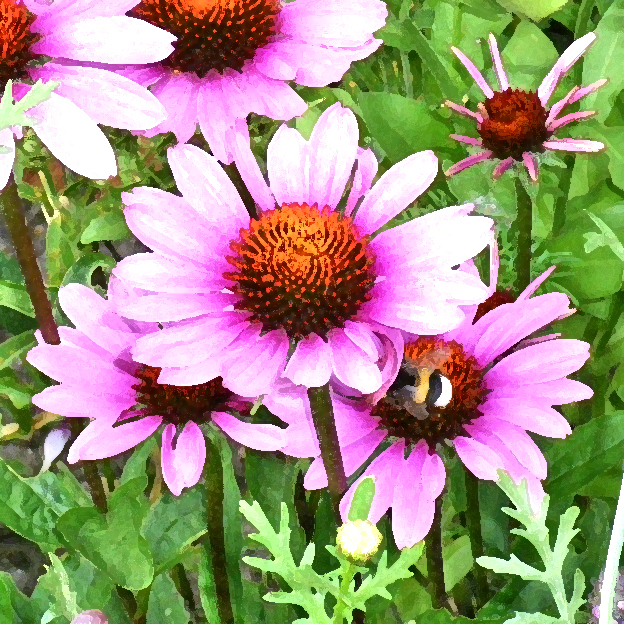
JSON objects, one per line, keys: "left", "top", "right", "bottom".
{"left": 0, "top": 571, "right": 35, "bottom": 624}
{"left": 0, "top": 456, "right": 62, "bottom": 550}
{"left": 46, "top": 211, "right": 78, "bottom": 288}
{"left": 501, "top": 21, "right": 559, "bottom": 91}
{"left": 0, "top": 280, "right": 34, "bottom": 317}
{"left": 0, "top": 371, "right": 33, "bottom": 409}
{"left": 358, "top": 92, "right": 451, "bottom": 164}
{"left": 582, "top": 0, "right": 624, "bottom": 122}
{"left": 146, "top": 572, "right": 190, "bottom": 624}
{"left": 37, "top": 553, "right": 80, "bottom": 623}
{"left": 545, "top": 411, "right": 624, "bottom": 501}
{"left": 476, "top": 555, "right": 544, "bottom": 582}
{"left": 143, "top": 488, "right": 207, "bottom": 572}
{"left": 60, "top": 252, "right": 116, "bottom": 288}
{"left": 495, "top": 0, "right": 570, "bottom": 22}
{"left": 503, "top": 614, "right": 559, "bottom": 624}
{"left": 443, "top": 535, "right": 474, "bottom": 591}
{"left": 584, "top": 210, "right": 624, "bottom": 260}
{"left": 57, "top": 477, "right": 154, "bottom": 591}
{"left": 348, "top": 476, "right": 376, "bottom": 522}
{"left": 81, "top": 209, "right": 131, "bottom": 245}
{"left": 120, "top": 436, "right": 157, "bottom": 485}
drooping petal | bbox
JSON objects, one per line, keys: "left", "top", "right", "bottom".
{"left": 451, "top": 46, "right": 494, "bottom": 98}
{"left": 522, "top": 152, "right": 539, "bottom": 181}
{"left": 492, "top": 157, "right": 514, "bottom": 179}
{"left": 487, "top": 377, "right": 593, "bottom": 404}
{"left": 31, "top": 384, "right": 133, "bottom": 419}
{"left": 28, "top": 92, "right": 116, "bottom": 180}
{"left": 488, "top": 33, "right": 509, "bottom": 91}
{"left": 212, "top": 412, "right": 286, "bottom": 451}
{"left": 30, "top": 63, "right": 167, "bottom": 131}
{"left": 161, "top": 421, "right": 206, "bottom": 496}
{"left": 282, "top": 333, "right": 333, "bottom": 387}
{"left": 449, "top": 134, "right": 482, "bottom": 146}
{"left": 543, "top": 138, "right": 604, "bottom": 152}
{"left": 267, "top": 123, "right": 310, "bottom": 206}
{"left": 354, "top": 150, "right": 438, "bottom": 235}
{"left": 453, "top": 436, "right": 504, "bottom": 480}
{"left": 332, "top": 392, "right": 379, "bottom": 448}
{"left": 445, "top": 151, "right": 493, "bottom": 177}
{"left": 32, "top": 16, "right": 176, "bottom": 64}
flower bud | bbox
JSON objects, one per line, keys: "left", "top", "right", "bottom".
{"left": 70, "top": 610, "right": 108, "bottom": 624}
{"left": 336, "top": 519, "right": 382, "bottom": 564}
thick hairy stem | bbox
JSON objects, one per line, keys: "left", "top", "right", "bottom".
{"left": 0, "top": 177, "right": 59, "bottom": 344}
{"left": 464, "top": 471, "right": 489, "bottom": 609}
{"left": 307, "top": 385, "right": 348, "bottom": 524}
{"left": 514, "top": 177, "right": 533, "bottom": 294}
{"left": 333, "top": 563, "right": 357, "bottom": 624}
{"left": 425, "top": 496, "right": 446, "bottom": 608}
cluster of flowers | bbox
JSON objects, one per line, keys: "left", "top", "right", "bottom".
{"left": 0, "top": 0, "right": 603, "bottom": 552}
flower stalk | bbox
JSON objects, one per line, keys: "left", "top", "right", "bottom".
{"left": 0, "top": 176, "right": 60, "bottom": 345}
{"left": 425, "top": 496, "right": 446, "bottom": 609}
{"left": 514, "top": 176, "right": 533, "bottom": 294}
{"left": 307, "top": 384, "right": 348, "bottom": 524}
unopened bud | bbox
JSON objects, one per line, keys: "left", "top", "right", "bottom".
{"left": 336, "top": 519, "right": 382, "bottom": 564}
{"left": 70, "top": 610, "right": 107, "bottom": 624}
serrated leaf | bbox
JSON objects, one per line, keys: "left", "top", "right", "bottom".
{"left": 503, "top": 613, "right": 559, "bottom": 623}
{"left": 476, "top": 555, "right": 544, "bottom": 582}
{"left": 146, "top": 572, "right": 189, "bottom": 624}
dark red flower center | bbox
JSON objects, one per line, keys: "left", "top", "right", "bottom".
{"left": 472, "top": 289, "right": 515, "bottom": 324}
{"left": 224, "top": 202, "right": 377, "bottom": 340}
{"left": 478, "top": 88, "right": 551, "bottom": 160}
{"left": 373, "top": 337, "right": 486, "bottom": 446}
{"left": 0, "top": 0, "right": 40, "bottom": 90}
{"left": 129, "top": 0, "right": 280, "bottom": 77}
{"left": 132, "top": 365, "right": 232, "bottom": 427}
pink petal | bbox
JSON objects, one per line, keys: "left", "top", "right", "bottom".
{"left": 278, "top": 0, "right": 388, "bottom": 48}
{"left": 444, "top": 100, "right": 483, "bottom": 122}
{"left": 354, "top": 150, "right": 438, "bottom": 235}
{"left": 30, "top": 63, "right": 166, "bottom": 131}
{"left": 116, "top": 291, "right": 236, "bottom": 322}
{"left": 263, "top": 378, "right": 310, "bottom": 426}
{"left": 167, "top": 143, "right": 249, "bottom": 231}
{"left": 449, "top": 134, "right": 482, "bottom": 146}
{"left": 132, "top": 314, "right": 249, "bottom": 369}
{"left": 522, "top": 152, "right": 539, "bottom": 181}
{"left": 70, "top": 609, "right": 108, "bottom": 624}
{"left": 141, "top": 71, "right": 200, "bottom": 144}
{"left": 197, "top": 77, "right": 232, "bottom": 164}
{"left": 212, "top": 412, "right": 286, "bottom": 451}
{"left": 545, "top": 86, "right": 580, "bottom": 127}
{"left": 0, "top": 128, "right": 15, "bottom": 192}
{"left": 303, "top": 428, "right": 386, "bottom": 489}
{"left": 161, "top": 421, "right": 206, "bottom": 496}
{"left": 366, "top": 322, "right": 404, "bottom": 406}
{"left": 492, "top": 157, "right": 514, "bottom": 179}
{"left": 445, "top": 151, "right": 494, "bottom": 177}
{"left": 332, "top": 392, "right": 379, "bottom": 448}
{"left": 28, "top": 92, "right": 116, "bottom": 180}
{"left": 282, "top": 333, "right": 333, "bottom": 387}
{"left": 473, "top": 292, "right": 572, "bottom": 365}
{"left": 220, "top": 328, "right": 290, "bottom": 396}
{"left": 488, "top": 33, "right": 509, "bottom": 91}
{"left": 69, "top": 416, "right": 163, "bottom": 462}
{"left": 281, "top": 418, "right": 320, "bottom": 458}
{"left": 32, "top": 384, "right": 133, "bottom": 419}
{"left": 113, "top": 253, "right": 228, "bottom": 294}
{"left": 568, "top": 78, "right": 608, "bottom": 105}
{"left": 229, "top": 120, "right": 275, "bottom": 213}
{"left": 484, "top": 339, "right": 590, "bottom": 387}
{"left": 30, "top": 0, "right": 139, "bottom": 22}
{"left": 157, "top": 358, "right": 223, "bottom": 386}
{"left": 121, "top": 188, "right": 234, "bottom": 263}
{"left": 453, "top": 436, "right": 504, "bottom": 481}
{"left": 328, "top": 328, "right": 383, "bottom": 394}
{"left": 487, "top": 378, "right": 593, "bottom": 404}
{"left": 32, "top": 16, "right": 176, "bottom": 64}
{"left": 480, "top": 399, "right": 572, "bottom": 438}
{"left": 451, "top": 46, "right": 494, "bottom": 99}
{"left": 308, "top": 103, "right": 359, "bottom": 210}
{"left": 548, "top": 110, "right": 596, "bottom": 131}
{"left": 267, "top": 124, "right": 310, "bottom": 206}
{"left": 345, "top": 147, "right": 378, "bottom": 217}
{"left": 342, "top": 321, "right": 380, "bottom": 361}
{"left": 538, "top": 32, "right": 596, "bottom": 105}
{"left": 339, "top": 439, "right": 405, "bottom": 523}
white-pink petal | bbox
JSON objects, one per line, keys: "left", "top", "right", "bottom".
{"left": 212, "top": 412, "right": 286, "bottom": 451}
{"left": 282, "top": 333, "right": 333, "bottom": 387}
{"left": 161, "top": 421, "right": 206, "bottom": 496}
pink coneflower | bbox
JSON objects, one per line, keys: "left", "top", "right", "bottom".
{"left": 269, "top": 260, "right": 593, "bottom": 549}
{"left": 444, "top": 32, "right": 606, "bottom": 181}
{"left": 25, "top": 279, "right": 289, "bottom": 495}
{"left": 0, "top": 0, "right": 176, "bottom": 189}
{"left": 120, "top": 0, "right": 387, "bottom": 163}
{"left": 112, "top": 103, "right": 494, "bottom": 397}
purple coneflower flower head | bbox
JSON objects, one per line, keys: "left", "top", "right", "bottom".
{"left": 444, "top": 32, "right": 606, "bottom": 181}
{"left": 268, "top": 257, "right": 593, "bottom": 549}
{"left": 120, "top": 0, "right": 387, "bottom": 164}
{"left": 25, "top": 279, "right": 290, "bottom": 496}
{"left": 0, "top": 0, "right": 176, "bottom": 189}
{"left": 112, "top": 103, "right": 494, "bottom": 397}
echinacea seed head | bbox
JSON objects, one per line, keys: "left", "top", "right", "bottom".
{"left": 130, "top": 0, "right": 280, "bottom": 76}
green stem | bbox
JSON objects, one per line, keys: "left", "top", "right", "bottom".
{"left": 464, "top": 472, "right": 489, "bottom": 609}
{"left": 575, "top": 0, "right": 595, "bottom": 38}
{"left": 596, "top": 290, "right": 624, "bottom": 358}
{"left": 425, "top": 496, "right": 446, "bottom": 609}
{"left": 204, "top": 435, "right": 235, "bottom": 624}
{"left": 599, "top": 464, "right": 624, "bottom": 624}
{"left": 82, "top": 461, "right": 107, "bottom": 513}
{"left": 307, "top": 385, "right": 348, "bottom": 524}
{"left": 514, "top": 177, "right": 533, "bottom": 295}
{"left": 333, "top": 563, "right": 356, "bottom": 624}
{"left": 0, "top": 177, "right": 59, "bottom": 344}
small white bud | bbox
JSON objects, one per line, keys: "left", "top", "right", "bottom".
{"left": 336, "top": 520, "right": 382, "bottom": 564}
